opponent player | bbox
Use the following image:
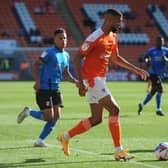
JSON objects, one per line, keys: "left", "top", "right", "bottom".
{"left": 57, "top": 9, "right": 148, "bottom": 161}
{"left": 17, "top": 28, "right": 78, "bottom": 147}
{"left": 138, "top": 36, "right": 168, "bottom": 116}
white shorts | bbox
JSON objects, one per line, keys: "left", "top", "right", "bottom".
{"left": 84, "top": 77, "right": 111, "bottom": 104}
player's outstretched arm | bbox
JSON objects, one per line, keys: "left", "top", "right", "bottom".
{"left": 111, "top": 53, "right": 149, "bottom": 80}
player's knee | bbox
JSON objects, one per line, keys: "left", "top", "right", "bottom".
{"left": 53, "top": 106, "right": 61, "bottom": 120}
{"left": 95, "top": 118, "right": 103, "bottom": 125}
{"left": 53, "top": 115, "right": 60, "bottom": 120}
{"left": 112, "top": 104, "right": 120, "bottom": 115}
{"left": 43, "top": 116, "right": 53, "bottom": 121}
{"left": 151, "top": 87, "right": 157, "bottom": 95}
{"left": 43, "top": 113, "right": 54, "bottom": 121}
{"left": 90, "top": 117, "right": 102, "bottom": 126}
{"left": 158, "top": 88, "right": 163, "bottom": 94}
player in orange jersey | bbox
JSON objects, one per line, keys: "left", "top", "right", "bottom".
{"left": 57, "top": 9, "right": 148, "bottom": 161}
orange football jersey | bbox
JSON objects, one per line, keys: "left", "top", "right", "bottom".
{"left": 79, "top": 28, "right": 118, "bottom": 80}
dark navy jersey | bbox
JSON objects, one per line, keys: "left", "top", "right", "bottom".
{"left": 39, "top": 46, "right": 70, "bottom": 90}
{"left": 146, "top": 47, "right": 168, "bottom": 77}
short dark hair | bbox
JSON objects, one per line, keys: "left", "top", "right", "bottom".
{"left": 105, "top": 8, "right": 122, "bottom": 18}
{"left": 54, "top": 28, "right": 66, "bottom": 36}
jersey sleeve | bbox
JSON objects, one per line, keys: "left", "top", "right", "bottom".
{"left": 145, "top": 48, "right": 152, "bottom": 58}
{"left": 79, "top": 28, "right": 104, "bottom": 56}
{"left": 39, "top": 49, "right": 49, "bottom": 63}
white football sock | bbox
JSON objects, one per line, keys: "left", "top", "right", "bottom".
{"left": 64, "top": 132, "right": 70, "bottom": 140}
{"left": 115, "top": 146, "right": 123, "bottom": 152}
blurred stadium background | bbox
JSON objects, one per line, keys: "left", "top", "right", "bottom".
{"left": 0, "top": 0, "right": 168, "bottom": 81}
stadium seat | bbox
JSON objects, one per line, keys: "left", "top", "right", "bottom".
{"left": 147, "top": 4, "right": 168, "bottom": 38}
{"left": 14, "top": 2, "right": 36, "bottom": 33}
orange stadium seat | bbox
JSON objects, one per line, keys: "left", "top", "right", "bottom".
{"left": 0, "top": 0, "right": 168, "bottom": 66}
{"left": 23, "top": 0, "right": 76, "bottom": 47}
{"left": 66, "top": 0, "right": 167, "bottom": 65}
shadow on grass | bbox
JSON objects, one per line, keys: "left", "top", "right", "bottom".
{"left": 0, "top": 146, "right": 33, "bottom": 151}
{"left": 100, "top": 149, "right": 160, "bottom": 163}
{"left": 0, "top": 159, "right": 113, "bottom": 168}
{"left": 101, "top": 149, "right": 153, "bottom": 156}
{"left": 60, "top": 117, "right": 84, "bottom": 120}
{"left": 137, "top": 160, "right": 162, "bottom": 162}
{"left": 60, "top": 114, "right": 138, "bottom": 121}
{"left": 129, "top": 149, "right": 154, "bottom": 153}
{"left": 0, "top": 158, "right": 45, "bottom": 168}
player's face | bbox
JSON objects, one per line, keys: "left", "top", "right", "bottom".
{"left": 110, "top": 15, "right": 122, "bottom": 33}
{"left": 156, "top": 37, "right": 164, "bottom": 49}
{"left": 54, "top": 32, "right": 67, "bottom": 51}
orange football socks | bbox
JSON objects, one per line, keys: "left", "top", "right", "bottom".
{"left": 68, "top": 118, "right": 92, "bottom": 138}
{"left": 108, "top": 115, "right": 121, "bottom": 148}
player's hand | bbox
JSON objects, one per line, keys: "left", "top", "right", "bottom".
{"left": 75, "top": 80, "right": 80, "bottom": 88}
{"left": 78, "top": 88, "right": 87, "bottom": 96}
{"left": 135, "top": 68, "right": 149, "bottom": 80}
{"left": 78, "top": 81, "right": 87, "bottom": 97}
{"left": 33, "top": 81, "right": 40, "bottom": 91}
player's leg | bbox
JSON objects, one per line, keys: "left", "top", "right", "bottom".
{"left": 155, "top": 81, "right": 165, "bottom": 116}
{"left": 100, "top": 94, "right": 134, "bottom": 161}
{"left": 35, "top": 92, "right": 62, "bottom": 147}
{"left": 17, "top": 90, "right": 47, "bottom": 124}
{"left": 17, "top": 107, "right": 44, "bottom": 124}
{"left": 90, "top": 77, "right": 126, "bottom": 157}
{"left": 37, "top": 105, "right": 61, "bottom": 141}
{"left": 57, "top": 78, "right": 105, "bottom": 155}
{"left": 34, "top": 121, "right": 56, "bottom": 147}
{"left": 138, "top": 75, "right": 156, "bottom": 115}
{"left": 68, "top": 103, "right": 103, "bottom": 138}
{"left": 155, "top": 92, "right": 165, "bottom": 116}
{"left": 34, "top": 90, "right": 56, "bottom": 122}
{"left": 99, "top": 94, "right": 121, "bottom": 147}
{"left": 17, "top": 107, "right": 31, "bottom": 124}
{"left": 57, "top": 103, "right": 103, "bottom": 156}
{"left": 33, "top": 107, "right": 53, "bottom": 147}
{"left": 140, "top": 92, "right": 153, "bottom": 107}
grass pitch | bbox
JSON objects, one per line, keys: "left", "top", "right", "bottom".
{"left": 0, "top": 81, "right": 168, "bottom": 168}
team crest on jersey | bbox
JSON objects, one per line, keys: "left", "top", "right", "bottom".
{"left": 46, "top": 101, "right": 50, "bottom": 107}
{"left": 81, "top": 42, "right": 90, "bottom": 51}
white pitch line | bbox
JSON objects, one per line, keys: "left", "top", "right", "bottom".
{"left": 53, "top": 144, "right": 161, "bottom": 168}
{"left": 27, "top": 140, "right": 162, "bottom": 168}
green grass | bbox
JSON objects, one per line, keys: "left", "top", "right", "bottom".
{"left": 0, "top": 81, "right": 168, "bottom": 168}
